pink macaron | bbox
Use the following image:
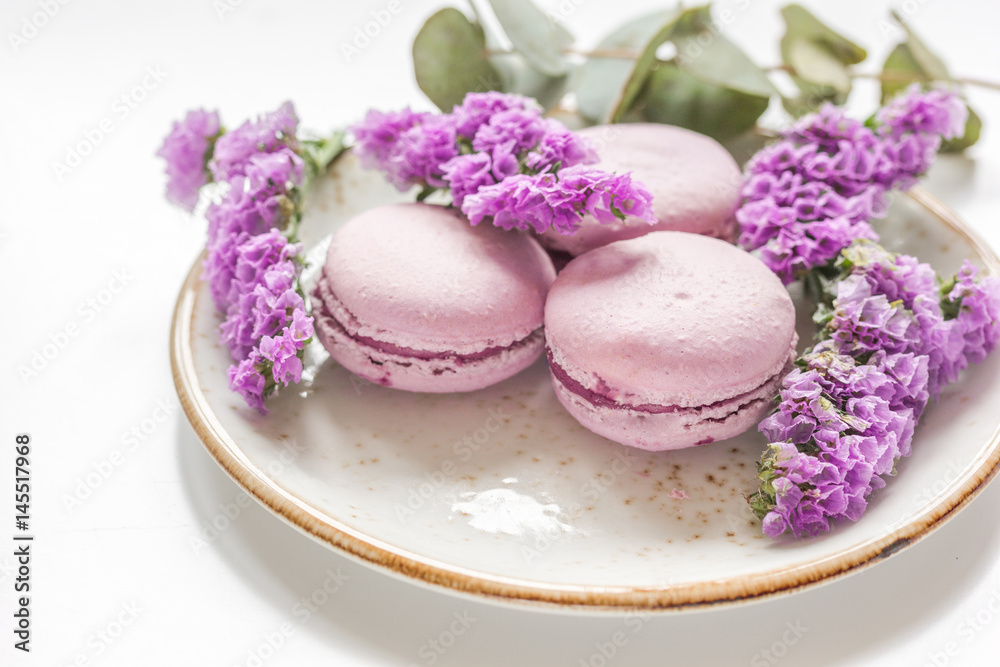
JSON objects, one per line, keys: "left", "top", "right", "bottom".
{"left": 312, "top": 203, "right": 556, "bottom": 392}
{"left": 537, "top": 124, "right": 742, "bottom": 257}
{"left": 544, "top": 231, "right": 797, "bottom": 451}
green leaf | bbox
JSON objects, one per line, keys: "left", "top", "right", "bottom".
{"left": 413, "top": 8, "right": 503, "bottom": 111}
{"left": 610, "top": 12, "right": 685, "bottom": 122}
{"left": 574, "top": 8, "right": 681, "bottom": 123}
{"left": 635, "top": 63, "right": 770, "bottom": 142}
{"left": 670, "top": 6, "right": 777, "bottom": 98}
{"left": 786, "top": 38, "right": 851, "bottom": 93}
{"left": 880, "top": 43, "right": 932, "bottom": 102}
{"left": 493, "top": 55, "right": 569, "bottom": 109}
{"left": 779, "top": 4, "right": 866, "bottom": 66}
{"left": 942, "top": 106, "right": 982, "bottom": 153}
{"left": 470, "top": 1, "right": 568, "bottom": 110}
{"left": 879, "top": 13, "right": 978, "bottom": 151}
{"left": 779, "top": 4, "right": 865, "bottom": 107}
{"left": 781, "top": 78, "right": 847, "bottom": 118}
{"left": 486, "top": 0, "right": 573, "bottom": 76}
{"left": 879, "top": 11, "right": 951, "bottom": 104}
{"left": 889, "top": 10, "right": 950, "bottom": 81}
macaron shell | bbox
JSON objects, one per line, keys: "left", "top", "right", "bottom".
{"left": 549, "top": 360, "right": 790, "bottom": 451}
{"left": 324, "top": 203, "right": 556, "bottom": 352}
{"left": 312, "top": 283, "right": 546, "bottom": 393}
{"left": 544, "top": 232, "right": 797, "bottom": 409}
{"left": 537, "top": 124, "right": 741, "bottom": 256}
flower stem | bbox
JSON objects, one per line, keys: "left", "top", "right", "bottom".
{"left": 486, "top": 46, "right": 1000, "bottom": 93}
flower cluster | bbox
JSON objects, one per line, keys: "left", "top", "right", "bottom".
{"left": 737, "top": 86, "right": 967, "bottom": 284}
{"left": 223, "top": 231, "right": 314, "bottom": 412}
{"left": 158, "top": 102, "right": 326, "bottom": 413}
{"left": 351, "top": 92, "right": 656, "bottom": 235}
{"left": 750, "top": 240, "right": 1000, "bottom": 538}
{"left": 156, "top": 109, "right": 221, "bottom": 211}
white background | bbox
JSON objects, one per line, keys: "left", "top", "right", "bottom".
{"left": 3, "top": 0, "right": 1000, "bottom": 665}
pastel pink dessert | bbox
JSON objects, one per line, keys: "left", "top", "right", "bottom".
{"left": 544, "top": 232, "right": 797, "bottom": 451}
{"left": 312, "top": 203, "right": 556, "bottom": 392}
{"left": 537, "top": 124, "right": 741, "bottom": 257}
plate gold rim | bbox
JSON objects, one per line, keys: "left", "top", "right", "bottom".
{"left": 170, "top": 186, "right": 1000, "bottom": 612}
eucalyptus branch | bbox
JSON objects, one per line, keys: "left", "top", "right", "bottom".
{"left": 486, "top": 47, "right": 1000, "bottom": 93}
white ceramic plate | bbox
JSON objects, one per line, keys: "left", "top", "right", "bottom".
{"left": 172, "top": 151, "right": 1000, "bottom": 612}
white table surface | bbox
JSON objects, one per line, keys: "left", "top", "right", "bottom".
{"left": 4, "top": 0, "right": 1000, "bottom": 665}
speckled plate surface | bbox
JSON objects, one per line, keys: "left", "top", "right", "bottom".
{"left": 171, "top": 151, "right": 1000, "bottom": 613}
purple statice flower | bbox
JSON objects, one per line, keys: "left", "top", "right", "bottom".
{"left": 738, "top": 90, "right": 964, "bottom": 284}
{"left": 353, "top": 111, "right": 460, "bottom": 191}
{"left": 203, "top": 147, "right": 305, "bottom": 311}
{"left": 389, "top": 116, "right": 459, "bottom": 190}
{"left": 351, "top": 108, "right": 429, "bottom": 174}
{"left": 838, "top": 240, "right": 938, "bottom": 308}
{"left": 228, "top": 351, "right": 267, "bottom": 413}
{"left": 947, "top": 262, "right": 1000, "bottom": 363}
{"left": 259, "top": 331, "right": 304, "bottom": 386}
{"left": 752, "top": 240, "right": 1000, "bottom": 539}
{"left": 462, "top": 166, "right": 655, "bottom": 235}
{"left": 209, "top": 101, "right": 298, "bottom": 182}
{"left": 352, "top": 92, "right": 645, "bottom": 235}
{"left": 218, "top": 229, "right": 300, "bottom": 359}
{"left": 441, "top": 142, "right": 520, "bottom": 208}
{"left": 449, "top": 91, "right": 540, "bottom": 139}
{"left": 754, "top": 349, "right": 918, "bottom": 538}
{"left": 524, "top": 119, "right": 598, "bottom": 172}
{"left": 825, "top": 274, "right": 919, "bottom": 356}
{"left": 876, "top": 85, "right": 967, "bottom": 142}
{"left": 918, "top": 262, "right": 1000, "bottom": 395}
{"left": 157, "top": 108, "right": 221, "bottom": 211}
{"left": 219, "top": 230, "right": 314, "bottom": 414}
{"left": 471, "top": 108, "right": 547, "bottom": 154}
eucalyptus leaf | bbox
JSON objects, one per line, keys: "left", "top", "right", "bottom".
{"left": 468, "top": 0, "right": 568, "bottom": 109}
{"left": 781, "top": 79, "right": 846, "bottom": 118}
{"left": 610, "top": 13, "right": 685, "bottom": 122}
{"left": 487, "top": 0, "right": 572, "bottom": 76}
{"left": 636, "top": 63, "right": 770, "bottom": 142}
{"left": 880, "top": 42, "right": 931, "bottom": 102}
{"left": 779, "top": 4, "right": 864, "bottom": 114}
{"left": 779, "top": 4, "right": 866, "bottom": 66}
{"left": 942, "top": 106, "right": 982, "bottom": 153}
{"left": 889, "top": 10, "right": 950, "bottom": 81}
{"left": 574, "top": 8, "right": 680, "bottom": 123}
{"left": 786, "top": 38, "right": 851, "bottom": 93}
{"left": 413, "top": 8, "right": 503, "bottom": 111}
{"left": 672, "top": 19, "right": 777, "bottom": 98}
{"left": 878, "top": 17, "right": 979, "bottom": 151}
{"left": 491, "top": 53, "right": 569, "bottom": 110}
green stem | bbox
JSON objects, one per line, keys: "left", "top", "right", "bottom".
{"left": 488, "top": 45, "right": 1000, "bottom": 93}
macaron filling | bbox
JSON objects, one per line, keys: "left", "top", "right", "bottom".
{"left": 313, "top": 272, "right": 542, "bottom": 371}
{"left": 546, "top": 346, "right": 793, "bottom": 420}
